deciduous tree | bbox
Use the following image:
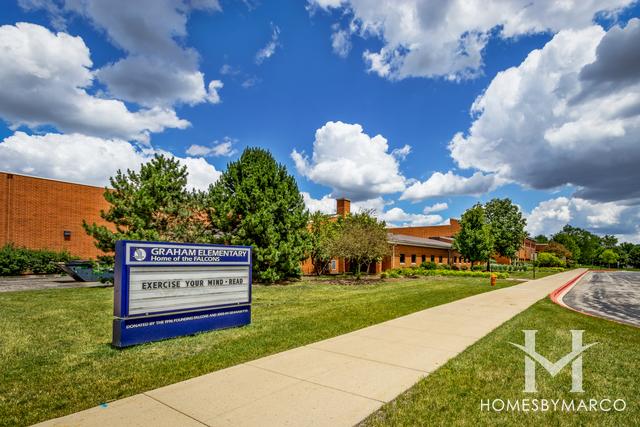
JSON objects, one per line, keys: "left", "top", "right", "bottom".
{"left": 308, "top": 211, "right": 338, "bottom": 275}
{"left": 534, "top": 234, "right": 549, "bottom": 243}
{"left": 600, "top": 249, "right": 619, "bottom": 267}
{"left": 484, "top": 198, "right": 527, "bottom": 262}
{"left": 545, "top": 241, "right": 572, "bottom": 263}
{"left": 331, "top": 210, "right": 389, "bottom": 278}
{"left": 629, "top": 245, "right": 640, "bottom": 268}
{"left": 453, "top": 204, "right": 493, "bottom": 267}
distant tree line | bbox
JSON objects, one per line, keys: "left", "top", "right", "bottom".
{"left": 534, "top": 226, "right": 640, "bottom": 268}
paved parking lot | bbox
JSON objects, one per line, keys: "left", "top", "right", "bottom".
{"left": 0, "top": 274, "right": 107, "bottom": 292}
{"left": 563, "top": 271, "right": 640, "bottom": 327}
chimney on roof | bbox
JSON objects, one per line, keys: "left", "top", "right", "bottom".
{"left": 336, "top": 198, "right": 350, "bottom": 217}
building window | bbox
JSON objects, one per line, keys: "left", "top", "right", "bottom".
{"left": 439, "top": 255, "right": 443, "bottom": 263}
{"left": 430, "top": 255, "right": 435, "bottom": 262}
{"left": 421, "top": 255, "right": 426, "bottom": 263}
{"left": 411, "top": 254, "right": 417, "bottom": 264}
{"left": 454, "top": 256, "right": 457, "bottom": 263}
{"left": 399, "top": 254, "right": 405, "bottom": 264}
{"left": 63, "top": 230, "right": 71, "bottom": 241}
{"left": 331, "top": 259, "right": 337, "bottom": 271}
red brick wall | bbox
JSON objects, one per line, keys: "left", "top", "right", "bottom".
{"left": 0, "top": 172, "right": 112, "bottom": 259}
{"left": 387, "top": 219, "right": 461, "bottom": 239}
{"left": 384, "top": 244, "right": 453, "bottom": 270}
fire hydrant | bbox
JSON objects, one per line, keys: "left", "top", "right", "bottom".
{"left": 490, "top": 273, "right": 497, "bottom": 287}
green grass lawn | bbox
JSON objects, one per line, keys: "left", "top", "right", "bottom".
{"left": 506, "top": 270, "right": 560, "bottom": 280}
{"left": 362, "top": 298, "right": 640, "bottom": 427}
{"left": 0, "top": 276, "right": 513, "bottom": 426}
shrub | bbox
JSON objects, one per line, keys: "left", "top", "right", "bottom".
{"left": 536, "top": 252, "right": 564, "bottom": 268}
{"left": 460, "top": 265, "right": 468, "bottom": 271}
{"left": 490, "top": 264, "right": 505, "bottom": 272}
{"left": 380, "top": 272, "right": 387, "bottom": 279}
{"left": 471, "top": 265, "right": 484, "bottom": 271}
{"left": 0, "top": 244, "right": 74, "bottom": 276}
{"left": 537, "top": 266, "right": 565, "bottom": 272}
{"left": 401, "top": 267, "right": 419, "bottom": 277}
{"left": 382, "top": 267, "right": 507, "bottom": 280}
{"left": 386, "top": 270, "right": 401, "bottom": 278}
{"left": 420, "top": 261, "right": 437, "bottom": 270}
{"left": 438, "top": 263, "right": 451, "bottom": 270}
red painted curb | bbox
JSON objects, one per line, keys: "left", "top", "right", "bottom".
{"left": 549, "top": 270, "right": 640, "bottom": 328}
{"left": 549, "top": 270, "right": 589, "bottom": 304}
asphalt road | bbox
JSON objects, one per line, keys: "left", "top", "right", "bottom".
{"left": 563, "top": 271, "right": 640, "bottom": 327}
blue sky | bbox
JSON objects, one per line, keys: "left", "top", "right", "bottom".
{"left": 1, "top": 1, "right": 640, "bottom": 241}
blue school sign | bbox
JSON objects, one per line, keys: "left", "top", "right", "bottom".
{"left": 112, "top": 240, "right": 252, "bottom": 347}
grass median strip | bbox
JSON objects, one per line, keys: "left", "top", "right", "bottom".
{"left": 361, "top": 298, "right": 640, "bottom": 427}
{"left": 0, "top": 276, "right": 513, "bottom": 426}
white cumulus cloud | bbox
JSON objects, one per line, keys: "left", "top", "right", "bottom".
{"left": 401, "top": 171, "right": 501, "bottom": 201}
{"left": 0, "top": 132, "right": 220, "bottom": 191}
{"left": 186, "top": 137, "right": 237, "bottom": 157}
{"left": 292, "top": 121, "right": 407, "bottom": 200}
{"left": 302, "top": 192, "right": 336, "bottom": 214}
{"left": 449, "top": 20, "right": 640, "bottom": 203}
{"left": 0, "top": 22, "right": 189, "bottom": 143}
{"left": 310, "top": 0, "right": 633, "bottom": 80}
{"left": 301, "top": 192, "right": 441, "bottom": 226}
{"left": 379, "top": 207, "right": 442, "bottom": 227}
{"left": 526, "top": 196, "right": 640, "bottom": 242}
{"left": 22, "top": 0, "right": 222, "bottom": 107}
{"left": 423, "top": 202, "right": 448, "bottom": 214}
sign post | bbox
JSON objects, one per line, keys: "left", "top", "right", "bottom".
{"left": 112, "top": 240, "right": 252, "bottom": 347}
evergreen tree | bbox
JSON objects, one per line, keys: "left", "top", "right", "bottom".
{"left": 207, "top": 148, "right": 309, "bottom": 282}
{"left": 453, "top": 203, "right": 494, "bottom": 266}
{"left": 484, "top": 198, "right": 527, "bottom": 262}
{"left": 83, "top": 155, "right": 211, "bottom": 253}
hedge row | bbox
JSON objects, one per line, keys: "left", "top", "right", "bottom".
{"left": 489, "top": 263, "right": 529, "bottom": 272}
{"left": 0, "top": 244, "right": 75, "bottom": 276}
{"left": 381, "top": 267, "right": 508, "bottom": 280}
{"left": 537, "top": 266, "right": 566, "bottom": 272}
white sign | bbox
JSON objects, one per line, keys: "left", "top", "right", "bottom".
{"left": 128, "top": 265, "right": 250, "bottom": 316}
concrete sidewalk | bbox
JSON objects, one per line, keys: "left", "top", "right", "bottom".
{"left": 37, "top": 269, "right": 586, "bottom": 427}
